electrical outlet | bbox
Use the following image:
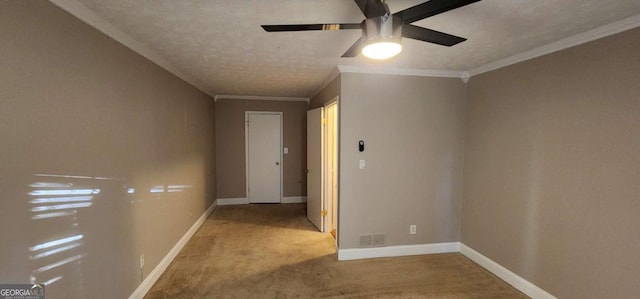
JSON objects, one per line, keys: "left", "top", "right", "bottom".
{"left": 410, "top": 225, "right": 416, "bottom": 235}
{"left": 139, "top": 254, "right": 144, "bottom": 269}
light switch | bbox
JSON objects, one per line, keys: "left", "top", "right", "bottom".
{"left": 359, "top": 160, "right": 365, "bottom": 169}
{"left": 284, "top": 148, "right": 289, "bottom": 154}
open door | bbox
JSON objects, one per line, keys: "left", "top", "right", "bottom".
{"left": 306, "top": 107, "right": 324, "bottom": 231}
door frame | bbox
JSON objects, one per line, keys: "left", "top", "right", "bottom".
{"left": 245, "top": 111, "right": 283, "bottom": 203}
{"left": 324, "top": 98, "right": 339, "bottom": 244}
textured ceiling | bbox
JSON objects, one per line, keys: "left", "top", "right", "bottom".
{"left": 70, "top": 0, "right": 640, "bottom": 98}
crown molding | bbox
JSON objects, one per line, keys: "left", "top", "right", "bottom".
{"left": 48, "top": 0, "right": 215, "bottom": 98}
{"left": 468, "top": 14, "right": 640, "bottom": 76}
{"left": 337, "top": 15, "right": 640, "bottom": 80}
{"left": 310, "top": 67, "right": 341, "bottom": 99}
{"left": 337, "top": 65, "right": 466, "bottom": 79}
{"left": 49, "top": 0, "right": 640, "bottom": 94}
{"left": 214, "top": 95, "right": 309, "bottom": 103}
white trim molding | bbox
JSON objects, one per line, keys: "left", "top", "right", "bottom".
{"left": 214, "top": 95, "right": 309, "bottom": 103}
{"left": 128, "top": 201, "right": 217, "bottom": 299}
{"left": 468, "top": 14, "right": 640, "bottom": 76}
{"left": 216, "top": 197, "right": 249, "bottom": 205}
{"left": 337, "top": 65, "right": 466, "bottom": 79}
{"left": 337, "top": 242, "right": 556, "bottom": 298}
{"left": 49, "top": 0, "right": 640, "bottom": 96}
{"left": 459, "top": 243, "right": 557, "bottom": 299}
{"left": 216, "top": 197, "right": 306, "bottom": 204}
{"left": 337, "top": 242, "right": 460, "bottom": 261}
{"left": 334, "top": 15, "right": 640, "bottom": 80}
{"left": 124, "top": 207, "right": 558, "bottom": 299}
{"left": 310, "top": 67, "right": 341, "bottom": 100}
{"left": 49, "top": 0, "right": 214, "bottom": 98}
{"left": 282, "top": 196, "right": 307, "bottom": 203}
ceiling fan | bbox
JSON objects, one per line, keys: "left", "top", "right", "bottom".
{"left": 261, "top": 0, "right": 481, "bottom": 59}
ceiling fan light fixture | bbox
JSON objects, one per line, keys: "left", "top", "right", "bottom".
{"left": 361, "top": 15, "right": 403, "bottom": 60}
{"left": 362, "top": 40, "right": 402, "bottom": 60}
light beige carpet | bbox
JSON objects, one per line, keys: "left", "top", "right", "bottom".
{"left": 146, "top": 203, "right": 527, "bottom": 298}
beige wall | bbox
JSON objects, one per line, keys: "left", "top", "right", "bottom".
{"left": 0, "top": 1, "right": 215, "bottom": 298}
{"left": 215, "top": 99, "right": 309, "bottom": 198}
{"left": 339, "top": 73, "right": 467, "bottom": 249}
{"left": 462, "top": 28, "right": 640, "bottom": 298}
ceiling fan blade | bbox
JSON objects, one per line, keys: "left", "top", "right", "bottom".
{"left": 341, "top": 37, "right": 365, "bottom": 57}
{"left": 394, "top": 0, "right": 481, "bottom": 24}
{"left": 402, "top": 24, "right": 466, "bottom": 46}
{"left": 354, "top": 0, "right": 389, "bottom": 18}
{"left": 261, "top": 23, "right": 361, "bottom": 32}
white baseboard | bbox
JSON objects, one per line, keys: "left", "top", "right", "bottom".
{"left": 126, "top": 203, "right": 555, "bottom": 299}
{"left": 282, "top": 196, "right": 307, "bottom": 203}
{"left": 217, "top": 197, "right": 306, "bottom": 205}
{"left": 216, "top": 197, "right": 249, "bottom": 205}
{"left": 338, "top": 242, "right": 460, "bottom": 261}
{"left": 128, "top": 201, "right": 217, "bottom": 299}
{"left": 337, "top": 242, "right": 555, "bottom": 298}
{"left": 459, "top": 243, "right": 556, "bottom": 299}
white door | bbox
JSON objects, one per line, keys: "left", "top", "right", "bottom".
{"left": 307, "top": 107, "right": 324, "bottom": 230}
{"left": 246, "top": 112, "right": 282, "bottom": 203}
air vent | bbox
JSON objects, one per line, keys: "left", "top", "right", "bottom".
{"left": 359, "top": 233, "right": 386, "bottom": 247}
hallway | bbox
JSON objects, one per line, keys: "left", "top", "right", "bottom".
{"left": 146, "top": 204, "right": 526, "bottom": 298}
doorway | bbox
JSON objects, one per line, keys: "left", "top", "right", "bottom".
{"left": 324, "top": 101, "right": 338, "bottom": 239}
{"left": 306, "top": 98, "right": 339, "bottom": 241}
{"left": 245, "top": 111, "right": 283, "bottom": 203}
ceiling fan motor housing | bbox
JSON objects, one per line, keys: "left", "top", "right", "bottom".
{"left": 362, "top": 15, "right": 403, "bottom": 46}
